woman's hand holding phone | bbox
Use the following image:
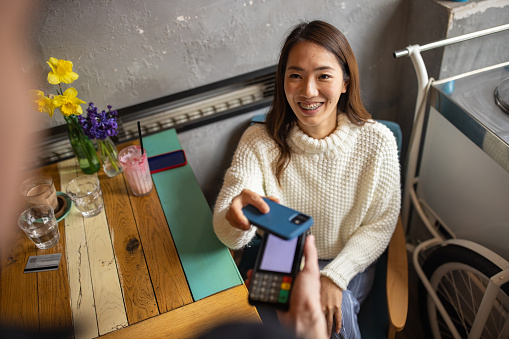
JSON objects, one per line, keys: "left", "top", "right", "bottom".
{"left": 225, "top": 189, "right": 279, "bottom": 231}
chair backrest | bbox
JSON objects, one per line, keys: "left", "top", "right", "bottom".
{"left": 359, "top": 120, "right": 406, "bottom": 338}
{"left": 376, "top": 119, "right": 402, "bottom": 159}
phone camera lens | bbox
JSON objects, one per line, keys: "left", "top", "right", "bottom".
{"left": 291, "top": 214, "right": 309, "bottom": 225}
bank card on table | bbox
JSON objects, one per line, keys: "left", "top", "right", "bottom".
{"left": 24, "top": 253, "right": 62, "bottom": 273}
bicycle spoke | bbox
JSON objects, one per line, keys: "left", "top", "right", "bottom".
{"left": 433, "top": 267, "right": 502, "bottom": 338}
{"left": 422, "top": 244, "right": 509, "bottom": 339}
{"left": 437, "top": 271, "right": 471, "bottom": 333}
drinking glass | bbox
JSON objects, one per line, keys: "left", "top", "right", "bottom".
{"left": 20, "top": 175, "right": 59, "bottom": 211}
{"left": 66, "top": 175, "right": 104, "bottom": 218}
{"left": 118, "top": 145, "right": 153, "bottom": 197}
{"left": 18, "top": 204, "right": 60, "bottom": 249}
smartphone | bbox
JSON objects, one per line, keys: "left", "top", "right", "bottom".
{"left": 248, "top": 231, "right": 307, "bottom": 310}
{"left": 148, "top": 150, "right": 187, "bottom": 174}
{"left": 242, "top": 198, "right": 313, "bottom": 239}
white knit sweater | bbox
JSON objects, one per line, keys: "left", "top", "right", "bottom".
{"left": 213, "top": 114, "right": 401, "bottom": 290}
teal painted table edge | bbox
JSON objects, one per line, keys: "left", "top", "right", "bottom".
{"left": 143, "top": 128, "right": 243, "bottom": 301}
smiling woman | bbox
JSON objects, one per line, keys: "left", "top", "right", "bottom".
{"left": 266, "top": 21, "right": 370, "bottom": 183}
{"left": 213, "top": 20, "right": 400, "bottom": 339}
{"left": 284, "top": 41, "right": 347, "bottom": 139}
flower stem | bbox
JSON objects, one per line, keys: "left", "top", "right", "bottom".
{"left": 65, "top": 115, "right": 99, "bottom": 173}
{"left": 77, "top": 121, "right": 96, "bottom": 169}
{"left": 105, "top": 139, "right": 120, "bottom": 172}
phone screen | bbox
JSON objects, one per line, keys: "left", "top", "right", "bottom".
{"left": 148, "top": 150, "right": 186, "bottom": 174}
{"left": 259, "top": 234, "right": 298, "bottom": 274}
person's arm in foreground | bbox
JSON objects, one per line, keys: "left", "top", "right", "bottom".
{"left": 278, "top": 235, "right": 327, "bottom": 339}
{"left": 247, "top": 235, "right": 327, "bottom": 339}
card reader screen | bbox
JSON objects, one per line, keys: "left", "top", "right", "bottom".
{"left": 259, "top": 234, "right": 298, "bottom": 274}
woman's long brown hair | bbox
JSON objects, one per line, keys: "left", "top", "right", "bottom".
{"left": 265, "top": 20, "right": 371, "bottom": 184}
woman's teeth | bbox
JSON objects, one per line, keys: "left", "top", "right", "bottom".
{"left": 299, "top": 102, "right": 323, "bottom": 110}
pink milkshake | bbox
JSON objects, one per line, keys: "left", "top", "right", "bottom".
{"left": 118, "top": 145, "right": 153, "bottom": 197}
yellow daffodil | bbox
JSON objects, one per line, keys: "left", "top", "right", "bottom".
{"left": 47, "top": 57, "right": 79, "bottom": 85}
{"left": 54, "top": 87, "right": 86, "bottom": 116}
{"left": 32, "top": 90, "right": 59, "bottom": 117}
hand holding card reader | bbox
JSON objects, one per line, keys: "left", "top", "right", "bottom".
{"left": 248, "top": 231, "right": 308, "bottom": 310}
{"left": 243, "top": 199, "right": 313, "bottom": 310}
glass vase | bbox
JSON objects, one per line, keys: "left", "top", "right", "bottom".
{"left": 97, "top": 137, "right": 123, "bottom": 177}
{"left": 64, "top": 115, "right": 100, "bottom": 174}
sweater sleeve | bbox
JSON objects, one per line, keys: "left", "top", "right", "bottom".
{"left": 321, "top": 127, "right": 401, "bottom": 290}
{"left": 213, "top": 125, "right": 269, "bottom": 250}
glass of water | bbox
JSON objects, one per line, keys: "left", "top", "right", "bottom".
{"left": 66, "top": 175, "right": 104, "bottom": 218}
{"left": 18, "top": 204, "right": 60, "bottom": 249}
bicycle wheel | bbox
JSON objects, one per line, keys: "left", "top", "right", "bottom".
{"left": 419, "top": 243, "right": 509, "bottom": 339}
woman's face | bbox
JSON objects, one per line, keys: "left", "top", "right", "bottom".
{"left": 284, "top": 41, "right": 347, "bottom": 139}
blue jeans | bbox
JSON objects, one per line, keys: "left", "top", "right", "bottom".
{"left": 318, "top": 260, "right": 376, "bottom": 339}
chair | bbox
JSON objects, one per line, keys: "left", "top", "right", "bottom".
{"left": 357, "top": 215, "right": 407, "bottom": 338}
{"left": 238, "top": 116, "right": 408, "bottom": 338}
{"left": 358, "top": 120, "right": 408, "bottom": 338}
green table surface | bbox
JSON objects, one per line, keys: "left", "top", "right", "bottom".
{"left": 144, "top": 129, "right": 243, "bottom": 301}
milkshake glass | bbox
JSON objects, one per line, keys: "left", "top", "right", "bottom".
{"left": 118, "top": 145, "right": 153, "bottom": 197}
{"left": 20, "top": 175, "right": 59, "bottom": 211}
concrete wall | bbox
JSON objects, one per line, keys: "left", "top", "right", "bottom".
{"left": 391, "top": 0, "right": 509, "bottom": 162}
{"left": 29, "top": 0, "right": 409, "bottom": 131}
{"left": 438, "top": 0, "right": 509, "bottom": 78}
{"left": 28, "top": 0, "right": 509, "bottom": 205}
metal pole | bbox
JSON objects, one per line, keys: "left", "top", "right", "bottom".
{"left": 468, "top": 269, "right": 509, "bottom": 339}
{"left": 395, "top": 23, "right": 509, "bottom": 230}
{"left": 401, "top": 47, "right": 430, "bottom": 229}
{"left": 413, "top": 239, "right": 463, "bottom": 339}
{"left": 394, "top": 23, "right": 509, "bottom": 58}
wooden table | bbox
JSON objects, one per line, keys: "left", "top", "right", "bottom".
{"left": 0, "top": 129, "right": 260, "bottom": 338}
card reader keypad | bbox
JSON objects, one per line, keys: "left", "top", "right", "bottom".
{"left": 250, "top": 273, "right": 293, "bottom": 305}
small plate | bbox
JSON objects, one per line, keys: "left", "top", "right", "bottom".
{"left": 56, "top": 191, "right": 73, "bottom": 221}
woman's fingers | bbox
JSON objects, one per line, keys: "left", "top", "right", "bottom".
{"left": 334, "top": 307, "right": 342, "bottom": 334}
{"left": 226, "top": 196, "right": 250, "bottom": 230}
{"left": 225, "top": 189, "right": 272, "bottom": 230}
{"left": 323, "top": 305, "right": 342, "bottom": 336}
{"left": 320, "top": 276, "right": 343, "bottom": 336}
{"left": 325, "top": 308, "right": 334, "bottom": 337}
{"left": 242, "top": 189, "right": 270, "bottom": 213}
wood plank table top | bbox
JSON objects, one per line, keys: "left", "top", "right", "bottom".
{"left": 0, "top": 129, "right": 260, "bottom": 338}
